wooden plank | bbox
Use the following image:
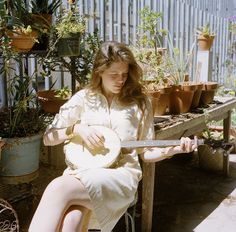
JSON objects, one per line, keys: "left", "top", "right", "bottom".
{"left": 141, "top": 162, "right": 155, "bottom": 232}
{"left": 223, "top": 110, "right": 231, "bottom": 176}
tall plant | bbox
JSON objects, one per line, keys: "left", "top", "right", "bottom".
{"left": 164, "top": 33, "right": 196, "bottom": 85}
{"left": 138, "top": 6, "right": 167, "bottom": 55}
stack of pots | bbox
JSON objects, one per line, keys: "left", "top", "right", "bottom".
{"left": 149, "top": 82, "right": 218, "bottom": 116}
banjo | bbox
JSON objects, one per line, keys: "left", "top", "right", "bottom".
{"left": 64, "top": 125, "right": 204, "bottom": 169}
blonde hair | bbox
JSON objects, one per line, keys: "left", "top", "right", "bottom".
{"left": 88, "top": 41, "right": 147, "bottom": 111}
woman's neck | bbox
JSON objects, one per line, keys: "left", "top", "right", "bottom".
{"left": 102, "top": 89, "right": 115, "bottom": 106}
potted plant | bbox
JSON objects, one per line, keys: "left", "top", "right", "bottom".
{"left": 138, "top": 6, "right": 167, "bottom": 60}
{"left": 37, "top": 86, "right": 72, "bottom": 114}
{"left": 53, "top": 1, "right": 85, "bottom": 57}
{"left": 42, "top": 28, "right": 101, "bottom": 92}
{"left": 30, "top": 0, "right": 61, "bottom": 51}
{"left": 164, "top": 35, "right": 198, "bottom": 114}
{"left": 0, "top": 45, "right": 51, "bottom": 184}
{"left": 196, "top": 23, "right": 215, "bottom": 51}
{"left": 198, "top": 125, "right": 234, "bottom": 172}
{"left": 4, "top": 0, "right": 46, "bottom": 52}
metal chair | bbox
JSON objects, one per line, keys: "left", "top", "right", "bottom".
{"left": 124, "top": 192, "right": 138, "bottom": 232}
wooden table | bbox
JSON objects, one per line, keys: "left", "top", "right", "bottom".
{"left": 141, "top": 97, "right": 236, "bottom": 232}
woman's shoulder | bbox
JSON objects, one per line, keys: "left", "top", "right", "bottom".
{"left": 70, "top": 88, "right": 92, "bottom": 99}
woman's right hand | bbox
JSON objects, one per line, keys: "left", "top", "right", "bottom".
{"left": 73, "top": 124, "right": 105, "bottom": 149}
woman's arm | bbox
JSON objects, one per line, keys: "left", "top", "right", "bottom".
{"left": 140, "top": 137, "right": 197, "bottom": 162}
{"left": 43, "top": 126, "right": 74, "bottom": 146}
{"left": 43, "top": 124, "right": 105, "bottom": 148}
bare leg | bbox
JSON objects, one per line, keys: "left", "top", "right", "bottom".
{"left": 29, "top": 175, "right": 92, "bottom": 232}
{"left": 60, "top": 206, "right": 91, "bottom": 232}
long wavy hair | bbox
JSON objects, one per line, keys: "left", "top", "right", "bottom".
{"left": 88, "top": 41, "right": 147, "bottom": 111}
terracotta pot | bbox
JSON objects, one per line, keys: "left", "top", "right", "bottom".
{"left": 7, "top": 30, "right": 38, "bottom": 52}
{"left": 37, "top": 90, "right": 68, "bottom": 114}
{"left": 150, "top": 86, "right": 172, "bottom": 116}
{"left": 204, "top": 82, "right": 218, "bottom": 90}
{"left": 200, "top": 82, "right": 218, "bottom": 106}
{"left": 169, "top": 85, "right": 195, "bottom": 114}
{"left": 191, "top": 83, "right": 204, "bottom": 109}
{"left": 197, "top": 35, "right": 215, "bottom": 51}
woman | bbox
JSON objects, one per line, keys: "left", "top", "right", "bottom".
{"left": 29, "top": 41, "right": 197, "bottom": 232}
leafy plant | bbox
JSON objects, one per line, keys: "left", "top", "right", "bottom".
{"left": 30, "top": 0, "right": 61, "bottom": 14}
{"left": 42, "top": 28, "right": 101, "bottom": 89}
{"left": 55, "top": 3, "right": 85, "bottom": 39}
{"left": 196, "top": 23, "right": 215, "bottom": 37}
{"left": 0, "top": 71, "right": 50, "bottom": 138}
{"left": 0, "top": 40, "right": 51, "bottom": 138}
{"left": 5, "top": 0, "right": 47, "bottom": 36}
{"left": 164, "top": 33, "right": 196, "bottom": 85}
{"left": 54, "top": 86, "right": 72, "bottom": 99}
{"left": 138, "top": 6, "right": 167, "bottom": 56}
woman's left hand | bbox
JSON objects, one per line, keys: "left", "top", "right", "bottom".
{"left": 176, "top": 136, "right": 198, "bottom": 153}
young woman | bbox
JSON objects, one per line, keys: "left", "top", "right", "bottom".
{"left": 29, "top": 41, "right": 197, "bottom": 232}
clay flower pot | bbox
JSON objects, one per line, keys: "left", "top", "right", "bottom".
{"left": 197, "top": 35, "right": 215, "bottom": 51}
{"left": 150, "top": 86, "right": 172, "bottom": 116}
{"left": 169, "top": 84, "right": 196, "bottom": 114}
{"left": 7, "top": 30, "right": 38, "bottom": 52}
{"left": 191, "top": 83, "right": 204, "bottom": 109}
{"left": 37, "top": 90, "right": 69, "bottom": 114}
{"left": 200, "top": 82, "right": 218, "bottom": 106}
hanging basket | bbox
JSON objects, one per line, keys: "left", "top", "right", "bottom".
{"left": 57, "top": 33, "right": 81, "bottom": 57}
{"left": 7, "top": 30, "right": 38, "bottom": 53}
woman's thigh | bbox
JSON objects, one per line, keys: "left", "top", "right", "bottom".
{"left": 43, "top": 175, "right": 92, "bottom": 210}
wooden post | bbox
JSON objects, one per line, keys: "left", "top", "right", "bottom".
{"left": 142, "top": 162, "right": 155, "bottom": 232}
{"left": 196, "top": 51, "right": 213, "bottom": 82}
{"left": 223, "top": 110, "right": 231, "bottom": 176}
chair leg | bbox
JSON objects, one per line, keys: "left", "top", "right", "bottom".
{"left": 82, "top": 210, "right": 92, "bottom": 232}
{"left": 125, "top": 211, "right": 135, "bottom": 232}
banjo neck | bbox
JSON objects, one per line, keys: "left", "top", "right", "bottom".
{"left": 121, "top": 138, "right": 204, "bottom": 149}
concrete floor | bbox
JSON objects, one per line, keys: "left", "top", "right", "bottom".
{"left": 4, "top": 152, "right": 236, "bottom": 232}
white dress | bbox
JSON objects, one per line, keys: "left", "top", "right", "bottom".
{"left": 46, "top": 89, "right": 154, "bottom": 232}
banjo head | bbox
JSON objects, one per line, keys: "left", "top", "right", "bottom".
{"left": 64, "top": 126, "right": 121, "bottom": 169}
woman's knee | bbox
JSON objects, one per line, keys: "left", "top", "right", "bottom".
{"left": 61, "top": 206, "right": 89, "bottom": 231}
{"left": 63, "top": 208, "right": 83, "bottom": 226}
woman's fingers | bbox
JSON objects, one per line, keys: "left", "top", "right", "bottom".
{"left": 180, "top": 137, "right": 195, "bottom": 153}
{"left": 180, "top": 137, "right": 186, "bottom": 151}
{"left": 193, "top": 136, "right": 198, "bottom": 150}
{"left": 87, "top": 133, "right": 105, "bottom": 148}
{"left": 74, "top": 124, "right": 105, "bottom": 149}
{"left": 84, "top": 128, "right": 105, "bottom": 149}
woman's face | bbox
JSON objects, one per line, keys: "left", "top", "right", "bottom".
{"left": 100, "top": 62, "right": 129, "bottom": 96}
